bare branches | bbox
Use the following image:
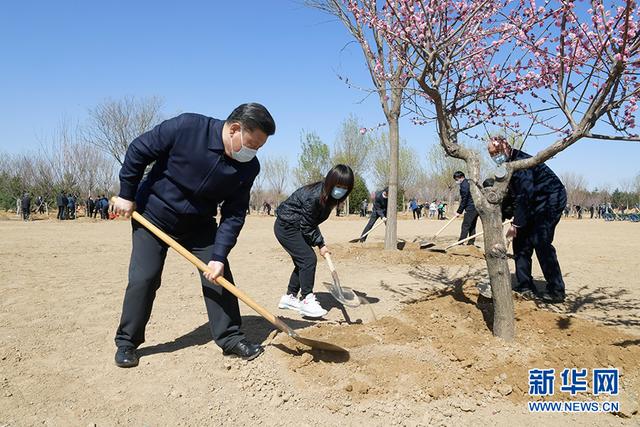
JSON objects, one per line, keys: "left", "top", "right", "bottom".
{"left": 262, "top": 155, "right": 291, "bottom": 204}
{"left": 84, "top": 96, "right": 164, "bottom": 166}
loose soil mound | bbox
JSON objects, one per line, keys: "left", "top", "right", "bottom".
{"left": 274, "top": 281, "right": 640, "bottom": 408}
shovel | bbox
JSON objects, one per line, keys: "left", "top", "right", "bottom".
{"left": 322, "top": 253, "right": 361, "bottom": 307}
{"left": 419, "top": 215, "right": 458, "bottom": 249}
{"left": 349, "top": 217, "right": 386, "bottom": 243}
{"left": 130, "top": 211, "right": 347, "bottom": 353}
{"left": 426, "top": 219, "right": 513, "bottom": 253}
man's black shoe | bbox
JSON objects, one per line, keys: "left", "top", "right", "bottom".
{"left": 512, "top": 285, "right": 536, "bottom": 299}
{"left": 539, "top": 290, "right": 566, "bottom": 304}
{"left": 115, "top": 346, "right": 139, "bottom": 368}
{"left": 223, "top": 339, "right": 264, "bottom": 361}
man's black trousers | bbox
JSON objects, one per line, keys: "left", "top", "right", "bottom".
{"left": 360, "top": 211, "right": 384, "bottom": 242}
{"left": 513, "top": 190, "right": 567, "bottom": 294}
{"left": 114, "top": 218, "right": 244, "bottom": 352}
{"left": 458, "top": 209, "right": 479, "bottom": 244}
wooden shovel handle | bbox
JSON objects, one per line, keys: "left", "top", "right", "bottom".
{"left": 357, "top": 216, "right": 387, "bottom": 240}
{"left": 130, "top": 211, "right": 295, "bottom": 336}
{"left": 324, "top": 253, "right": 336, "bottom": 272}
{"left": 444, "top": 219, "right": 513, "bottom": 250}
{"left": 433, "top": 215, "right": 458, "bottom": 238}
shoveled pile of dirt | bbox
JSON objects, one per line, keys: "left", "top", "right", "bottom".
{"left": 329, "top": 242, "right": 486, "bottom": 268}
{"left": 272, "top": 280, "right": 640, "bottom": 411}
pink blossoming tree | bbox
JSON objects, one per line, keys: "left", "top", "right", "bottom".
{"left": 345, "top": 0, "right": 639, "bottom": 339}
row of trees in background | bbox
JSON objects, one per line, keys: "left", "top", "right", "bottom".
{"left": 0, "top": 96, "right": 162, "bottom": 211}
{"left": 266, "top": 114, "right": 461, "bottom": 214}
{"left": 1, "top": 95, "right": 466, "bottom": 213}
{"left": 0, "top": 122, "right": 117, "bottom": 210}
{"left": 561, "top": 172, "right": 640, "bottom": 210}
{"left": 3, "top": 104, "right": 638, "bottom": 214}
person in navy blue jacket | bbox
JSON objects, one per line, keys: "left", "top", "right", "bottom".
{"left": 358, "top": 187, "right": 388, "bottom": 242}
{"left": 112, "top": 103, "right": 275, "bottom": 367}
{"left": 453, "top": 171, "right": 478, "bottom": 245}
{"left": 488, "top": 136, "right": 567, "bottom": 303}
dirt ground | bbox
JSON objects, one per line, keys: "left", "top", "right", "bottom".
{"left": 1, "top": 213, "right": 639, "bottom": 426}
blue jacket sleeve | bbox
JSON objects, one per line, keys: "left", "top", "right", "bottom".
{"left": 511, "top": 169, "right": 534, "bottom": 228}
{"left": 211, "top": 169, "right": 257, "bottom": 263}
{"left": 374, "top": 193, "right": 387, "bottom": 217}
{"left": 457, "top": 180, "right": 471, "bottom": 215}
{"left": 118, "top": 116, "right": 182, "bottom": 201}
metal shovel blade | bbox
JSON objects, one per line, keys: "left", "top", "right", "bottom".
{"left": 272, "top": 316, "right": 348, "bottom": 353}
{"left": 288, "top": 329, "right": 348, "bottom": 353}
{"left": 326, "top": 261, "right": 361, "bottom": 307}
{"left": 419, "top": 241, "right": 435, "bottom": 249}
{"left": 323, "top": 254, "right": 361, "bottom": 307}
{"left": 323, "top": 282, "right": 361, "bottom": 308}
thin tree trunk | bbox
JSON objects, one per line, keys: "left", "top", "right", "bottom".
{"left": 478, "top": 207, "right": 515, "bottom": 340}
{"left": 385, "top": 118, "right": 399, "bottom": 250}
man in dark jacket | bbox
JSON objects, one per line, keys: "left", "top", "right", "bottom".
{"left": 86, "top": 196, "right": 95, "bottom": 218}
{"left": 100, "top": 195, "right": 109, "bottom": 219}
{"left": 21, "top": 193, "right": 31, "bottom": 221}
{"left": 359, "top": 187, "right": 388, "bottom": 242}
{"left": 453, "top": 171, "right": 478, "bottom": 245}
{"left": 56, "top": 191, "right": 66, "bottom": 220}
{"left": 111, "top": 103, "right": 275, "bottom": 368}
{"left": 67, "top": 194, "right": 76, "bottom": 220}
{"left": 360, "top": 199, "right": 368, "bottom": 217}
{"left": 262, "top": 201, "right": 271, "bottom": 216}
{"left": 488, "top": 136, "right": 567, "bottom": 303}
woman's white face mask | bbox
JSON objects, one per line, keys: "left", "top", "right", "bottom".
{"left": 331, "top": 186, "right": 348, "bottom": 199}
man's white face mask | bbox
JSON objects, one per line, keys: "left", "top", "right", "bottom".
{"left": 231, "top": 128, "right": 257, "bottom": 163}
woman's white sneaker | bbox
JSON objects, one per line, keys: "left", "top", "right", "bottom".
{"left": 278, "top": 294, "right": 301, "bottom": 310}
{"left": 299, "top": 293, "right": 327, "bottom": 318}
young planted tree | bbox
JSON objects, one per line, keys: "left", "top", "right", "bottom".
{"left": 310, "top": 0, "right": 413, "bottom": 250}
{"left": 354, "top": 0, "right": 640, "bottom": 340}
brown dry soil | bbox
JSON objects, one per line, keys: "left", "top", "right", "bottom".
{"left": 1, "top": 213, "right": 639, "bottom": 426}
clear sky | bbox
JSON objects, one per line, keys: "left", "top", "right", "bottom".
{"left": 1, "top": 0, "right": 638, "bottom": 190}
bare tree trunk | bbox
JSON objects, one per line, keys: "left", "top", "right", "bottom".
{"left": 478, "top": 206, "right": 515, "bottom": 340}
{"left": 385, "top": 118, "right": 399, "bottom": 250}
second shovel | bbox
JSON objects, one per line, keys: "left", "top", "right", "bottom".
{"left": 323, "top": 253, "right": 361, "bottom": 307}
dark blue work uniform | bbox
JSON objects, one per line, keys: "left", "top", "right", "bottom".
{"left": 114, "top": 113, "right": 259, "bottom": 352}
{"left": 360, "top": 190, "right": 387, "bottom": 242}
{"left": 508, "top": 149, "right": 567, "bottom": 294}
{"left": 456, "top": 178, "right": 479, "bottom": 245}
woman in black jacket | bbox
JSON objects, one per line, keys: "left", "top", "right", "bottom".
{"left": 274, "top": 164, "right": 354, "bottom": 318}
